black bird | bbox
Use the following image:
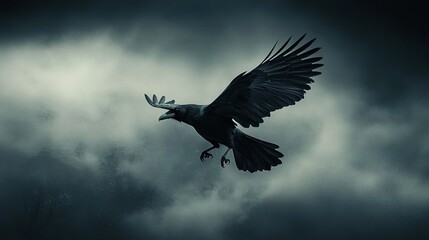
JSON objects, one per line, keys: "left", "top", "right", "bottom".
{"left": 145, "top": 35, "right": 323, "bottom": 173}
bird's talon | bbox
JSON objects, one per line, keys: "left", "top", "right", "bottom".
{"left": 221, "top": 157, "right": 230, "bottom": 168}
{"left": 200, "top": 152, "right": 213, "bottom": 162}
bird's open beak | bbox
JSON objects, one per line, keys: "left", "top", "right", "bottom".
{"left": 159, "top": 112, "right": 175, "bottom": 121}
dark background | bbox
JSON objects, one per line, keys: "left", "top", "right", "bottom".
{"left": 1, "top": 1, "right": 428, "bottom": 239}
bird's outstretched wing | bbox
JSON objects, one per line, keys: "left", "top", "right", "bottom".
{"left": 205, "top": 35, "right": 323, "bottom": 128}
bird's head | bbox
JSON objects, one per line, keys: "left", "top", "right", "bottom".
{"left": 145, "top": 94, "right": 186, "bottom": 122}
{"left": 158, "top": 105, "right": 188, "bottom": 122}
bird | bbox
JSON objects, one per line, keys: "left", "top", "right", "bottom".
{"left": 145, "top": 35, "right": 323, "bottom": 173}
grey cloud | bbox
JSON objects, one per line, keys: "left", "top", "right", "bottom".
{"left": 1, "top": 1, "right": 428, "bottom": 240}
{"left": 0, "top": 147, "right": 166, "bottom": 240}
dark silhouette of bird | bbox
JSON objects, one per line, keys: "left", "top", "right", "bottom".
{"left": 145, "top": 35, "right": 322, "bottom": 172}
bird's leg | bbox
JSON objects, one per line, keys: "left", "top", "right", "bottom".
{"left": 200, "top": 144, "right": 219, "bottom": 162}
{"left": 221, "top": 148, "right": 231, "bottom": 168}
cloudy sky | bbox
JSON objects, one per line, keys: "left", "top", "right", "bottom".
{"left": 1, "top": 1, "right": 428, "bottom": 239}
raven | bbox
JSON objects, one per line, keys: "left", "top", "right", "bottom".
{"left": 146, "top": 35, "right": 322, "bottom": 173}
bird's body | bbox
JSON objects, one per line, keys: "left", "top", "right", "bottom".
{"left": 191, "top": 106, "right": 235, "bottom": 148}
{"left": 146, "top": 35, "right": 323, "bottom": 172}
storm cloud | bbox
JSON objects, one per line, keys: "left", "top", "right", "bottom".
{"left": 1, "top": 1, "right": 428, "bottom": 239}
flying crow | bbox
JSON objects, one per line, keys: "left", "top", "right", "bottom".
{"left": 145, "top": 35, "right": 323, "bottom": 172}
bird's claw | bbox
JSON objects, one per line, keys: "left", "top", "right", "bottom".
{"left": 221, "top": 156, "right": 230, "bottom": 168}
{"left": 200, "top": 151, "right": 213, "bottom": 162}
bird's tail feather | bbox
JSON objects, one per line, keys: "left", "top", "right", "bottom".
{"left": 232, "top": 130, "right": 283, "bottom": 173}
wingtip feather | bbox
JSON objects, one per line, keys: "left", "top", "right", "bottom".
{"left": 144, "top": 94, "right": 153, "bottom": 105}
{"left": 159, "top": 96, "right": 165, "bottom": 104}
